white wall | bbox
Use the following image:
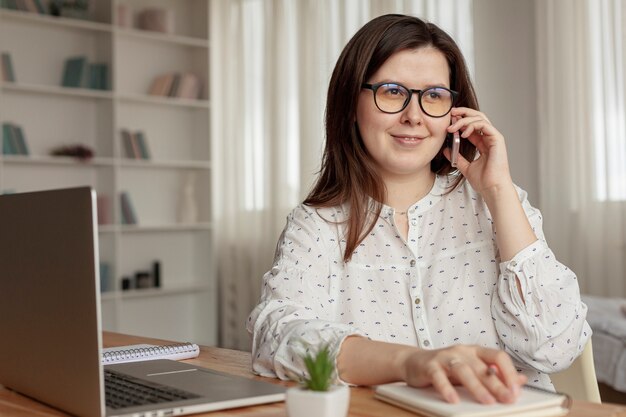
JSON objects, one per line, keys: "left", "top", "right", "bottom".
{"left": 473, "top": 0, "right": 540, "bottom": 206}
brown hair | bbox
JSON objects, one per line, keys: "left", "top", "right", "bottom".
{"left": 303, "top": 14, "right": 479, "bottom": 262}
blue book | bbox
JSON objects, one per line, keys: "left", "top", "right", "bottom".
{"left": 33, "top": 0, "right": 45, "bottom": 13}
{"left": 134, "top": 131, "right": 150, "bottom": 160}
{"left": 2, "top": 124, "right": 15, "bottom": 155}
{"left": 120, "top": 192, "right": 138, "bottom": 225}
{"left": 12, "top": 124, "right": 29, "bottom": 155}
{"left": 1, "top": 52, "right": 16, "bottom": 82}
{"left": 61, "top": 56, "right": 87, "bottom": 88}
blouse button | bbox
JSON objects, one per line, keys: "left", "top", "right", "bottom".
{"left": 423, "top": 340, "right": 431, "bottom": 347}
{"left": 410, "top": 260, "right": 416, "bottom": 267}
{"left": 411, "top": 220, "right": 417, "bottom": 226}
{"left": 511, "top": 261, "right": 518, "bottom": 267}
{"left": 414, "top": 297, "right": 421, "bottom": 305}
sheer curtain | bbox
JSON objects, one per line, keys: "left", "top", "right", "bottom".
{"left": 536, "top": 0, "right": 626, "bottom": 297}
{"left": 211, "top": 0, "right": 475, "bottom": 350}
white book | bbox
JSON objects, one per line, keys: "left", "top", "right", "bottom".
{"left": 375, "top": 383, "right": 570, "bottom": 417}
{"left": 102, "top": 343, "right": 200, "bottom": 365}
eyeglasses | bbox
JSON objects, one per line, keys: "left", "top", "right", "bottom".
{"left": 361, "top": 82, "right": 458, "bottom": 118}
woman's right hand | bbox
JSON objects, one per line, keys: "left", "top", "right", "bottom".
{"left": 397, "top": 344, "right": 527, "bottom": 404}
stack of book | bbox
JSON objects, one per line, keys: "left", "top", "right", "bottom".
{"left": 120, "top": 129, "right": 150, "bottom": 160}
{"left": 148, "top": 72, "right": 202, "bottom": 100}
{"left": 120, "top": 191, "right": 138, "bottom": 225}
{"left": 2, "top": 123, "right": 29, "bottom": 155}
{"left": 61, "top": 56, "right": 109, "bottom": 90}
{"left": 1, "top": 0, "right": 46, "bottom": 14}
{"left": 1, "top": 52, "right": 15, "bottom": 82}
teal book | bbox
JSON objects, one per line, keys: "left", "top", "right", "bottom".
{"left": 134, "top": 131, "right": 150, "bottom": 159}
{"left": 100, "top": 64, "right": 109, "bottom": 90}
{"left": 2, "top": 124, "right": 15, "bottom": 155}
{"left": 12, "top": 124, "right": 29, "bottom": 155}
{"left": 61, "top": 56, "right": 87, "bottom": 88}
{"left": 1, "top": 52, "right": 16, "bottom": 82}
{"left": 32, "top": 0, "right": 44, "bottom": 13}
{"left": 120, "top": 191, "right": 138, "bottom": 225}
{"left": 88, "top": 63, "right": 99, "bottom": 89}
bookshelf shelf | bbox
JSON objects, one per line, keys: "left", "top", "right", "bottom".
{"left": 117, "top": 92, "right": 210, "bottom": 109}
{"left": 1, "top": 82, "right": 113, "bottom": 100}
{"left": 120, "top": 223, "right": 212, "bottom": 233}
{"left": 0, "top": 0, "right": 216, "bottom": 346}
{"left": 1, "top": 155, "right": 115, "bottom": 166}
{"left": 101, "top": 283, "right": 211, "bottom": 301}
{"left": 0, "top": 9, "right": 112, "bottom": 33}
{"left": 114, "top": 27, "right": 209, "bottom": 48}
{"left": 120, "top": 159, "right": 211, "bottom": 170}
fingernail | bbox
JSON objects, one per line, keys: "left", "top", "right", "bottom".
{"left": 481, "top": 394, "right": 496, "bottom": 404}
{"left": 446, "top": 392, "right": 459, "bottom": 403}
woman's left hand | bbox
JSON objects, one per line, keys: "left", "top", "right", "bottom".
{"left": 444, "top": 107, "right": 514, "bottom": 197}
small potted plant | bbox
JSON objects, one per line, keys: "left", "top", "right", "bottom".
{"left": 286, "top": 344, "right": 350, "bottom": 417}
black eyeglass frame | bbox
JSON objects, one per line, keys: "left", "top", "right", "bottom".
{"left": 361, "top": 82, "right": 458, "bottom": 118}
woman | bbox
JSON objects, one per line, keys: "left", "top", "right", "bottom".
{"left": 247, "top": 14, "right": 590, "bottom": 404}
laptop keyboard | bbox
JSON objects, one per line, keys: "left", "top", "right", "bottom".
{"left": 105, "top": 369, "right": 200, "bottom": 410}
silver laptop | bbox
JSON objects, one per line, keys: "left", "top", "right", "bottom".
{"left": 0, "top": 187, "right": 285, "bottom": 417}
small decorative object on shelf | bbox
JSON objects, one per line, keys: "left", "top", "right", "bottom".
{"left": 120, "top": 260, "right": 162, "bottom": 291}
{"left": 136, "top": 7, "right": 174, "bottom": 34}
{"left": 286, "top": 344, "right": 350, "bottom": 417}
{"left": 178, "top": 172, "right": 198, "bottom": 224}
{"left": 50, "top": 144, "right": 94, "bottom": 161}
{"left": 116, "top": 3, "right": 132, "bottom": 28}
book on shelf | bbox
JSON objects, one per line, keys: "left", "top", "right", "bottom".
{"left": 1, "top": 52, "right": 16, "bottom": 82}
{"left": 1, "top": 123, "right": 29, "bottom": 155}
{"left": 120, "top": 129, "right": 150, "bottom": 160}
{"left": 134, "top": 131, "right": 150, "bottom": 159}
{"left": 11, "top": 124, "right": 29, "bottom": 155}
{"left": 102, "top": 342, "right": 200, "bottom": 365}
{"left": 61, "top": 56, "right": 87, "bottom": 88}
{"left": 178, "top": 73, "right": 202, "bottom": 99}
{"left": 87, "top": 63, "right": 108, "bottom": 90}
{"left": 374, "top": 383, "right": 571, "bottom": 417}
{"left": 148, "top": 72, "right": 202, "bottom": 100}
{"left": 120, "top": 191, "right": 138, "bottom": 225}
{"left": 1, "top": 0, "right": 45, "bottom": 13}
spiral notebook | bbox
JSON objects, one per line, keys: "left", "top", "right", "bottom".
{"left": 101, "top": 343, "right": 200, "bottom": 365}
{"left": 375, "top": 383, "right": 571, "bottom": 417}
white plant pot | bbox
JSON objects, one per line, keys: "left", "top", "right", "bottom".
{"left": 286, "top": 385, "right": 350, "bottom": 417}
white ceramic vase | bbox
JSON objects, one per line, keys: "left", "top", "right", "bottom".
{"left": 286, "top": 385, "right": 350, "bottom": 417}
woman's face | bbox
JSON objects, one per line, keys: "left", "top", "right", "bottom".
{"left": 356, "top": 47, "right": 451, "bottom": 181}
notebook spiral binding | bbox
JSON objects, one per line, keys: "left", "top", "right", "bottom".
{"left": 102, "top": 343, "right": 200, "bottom": 364}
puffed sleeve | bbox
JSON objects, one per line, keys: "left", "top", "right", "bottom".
{"left": 491, "top": 186, "right": 592, "bottom": 373}
{"left": 246, "top": 205, "right": 365, "bottom": 383}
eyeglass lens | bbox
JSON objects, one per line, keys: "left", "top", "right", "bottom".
{"left": 374, "top": 83, "right": 454, "bottom": 117}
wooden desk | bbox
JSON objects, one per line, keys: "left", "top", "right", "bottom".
{"left": 1, "top": 332, "right": 625, "bottom": 417}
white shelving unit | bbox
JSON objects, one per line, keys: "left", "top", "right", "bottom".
{"left": 0, "top": 0, "right": 216, "bottom": 345}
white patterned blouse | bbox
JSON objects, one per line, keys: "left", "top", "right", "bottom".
{"left": 247, "top": 174, "right": 591, "bottom": 390}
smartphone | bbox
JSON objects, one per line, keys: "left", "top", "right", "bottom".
{"left": 450, "top": 130, "right": 460, "bottom": 168}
